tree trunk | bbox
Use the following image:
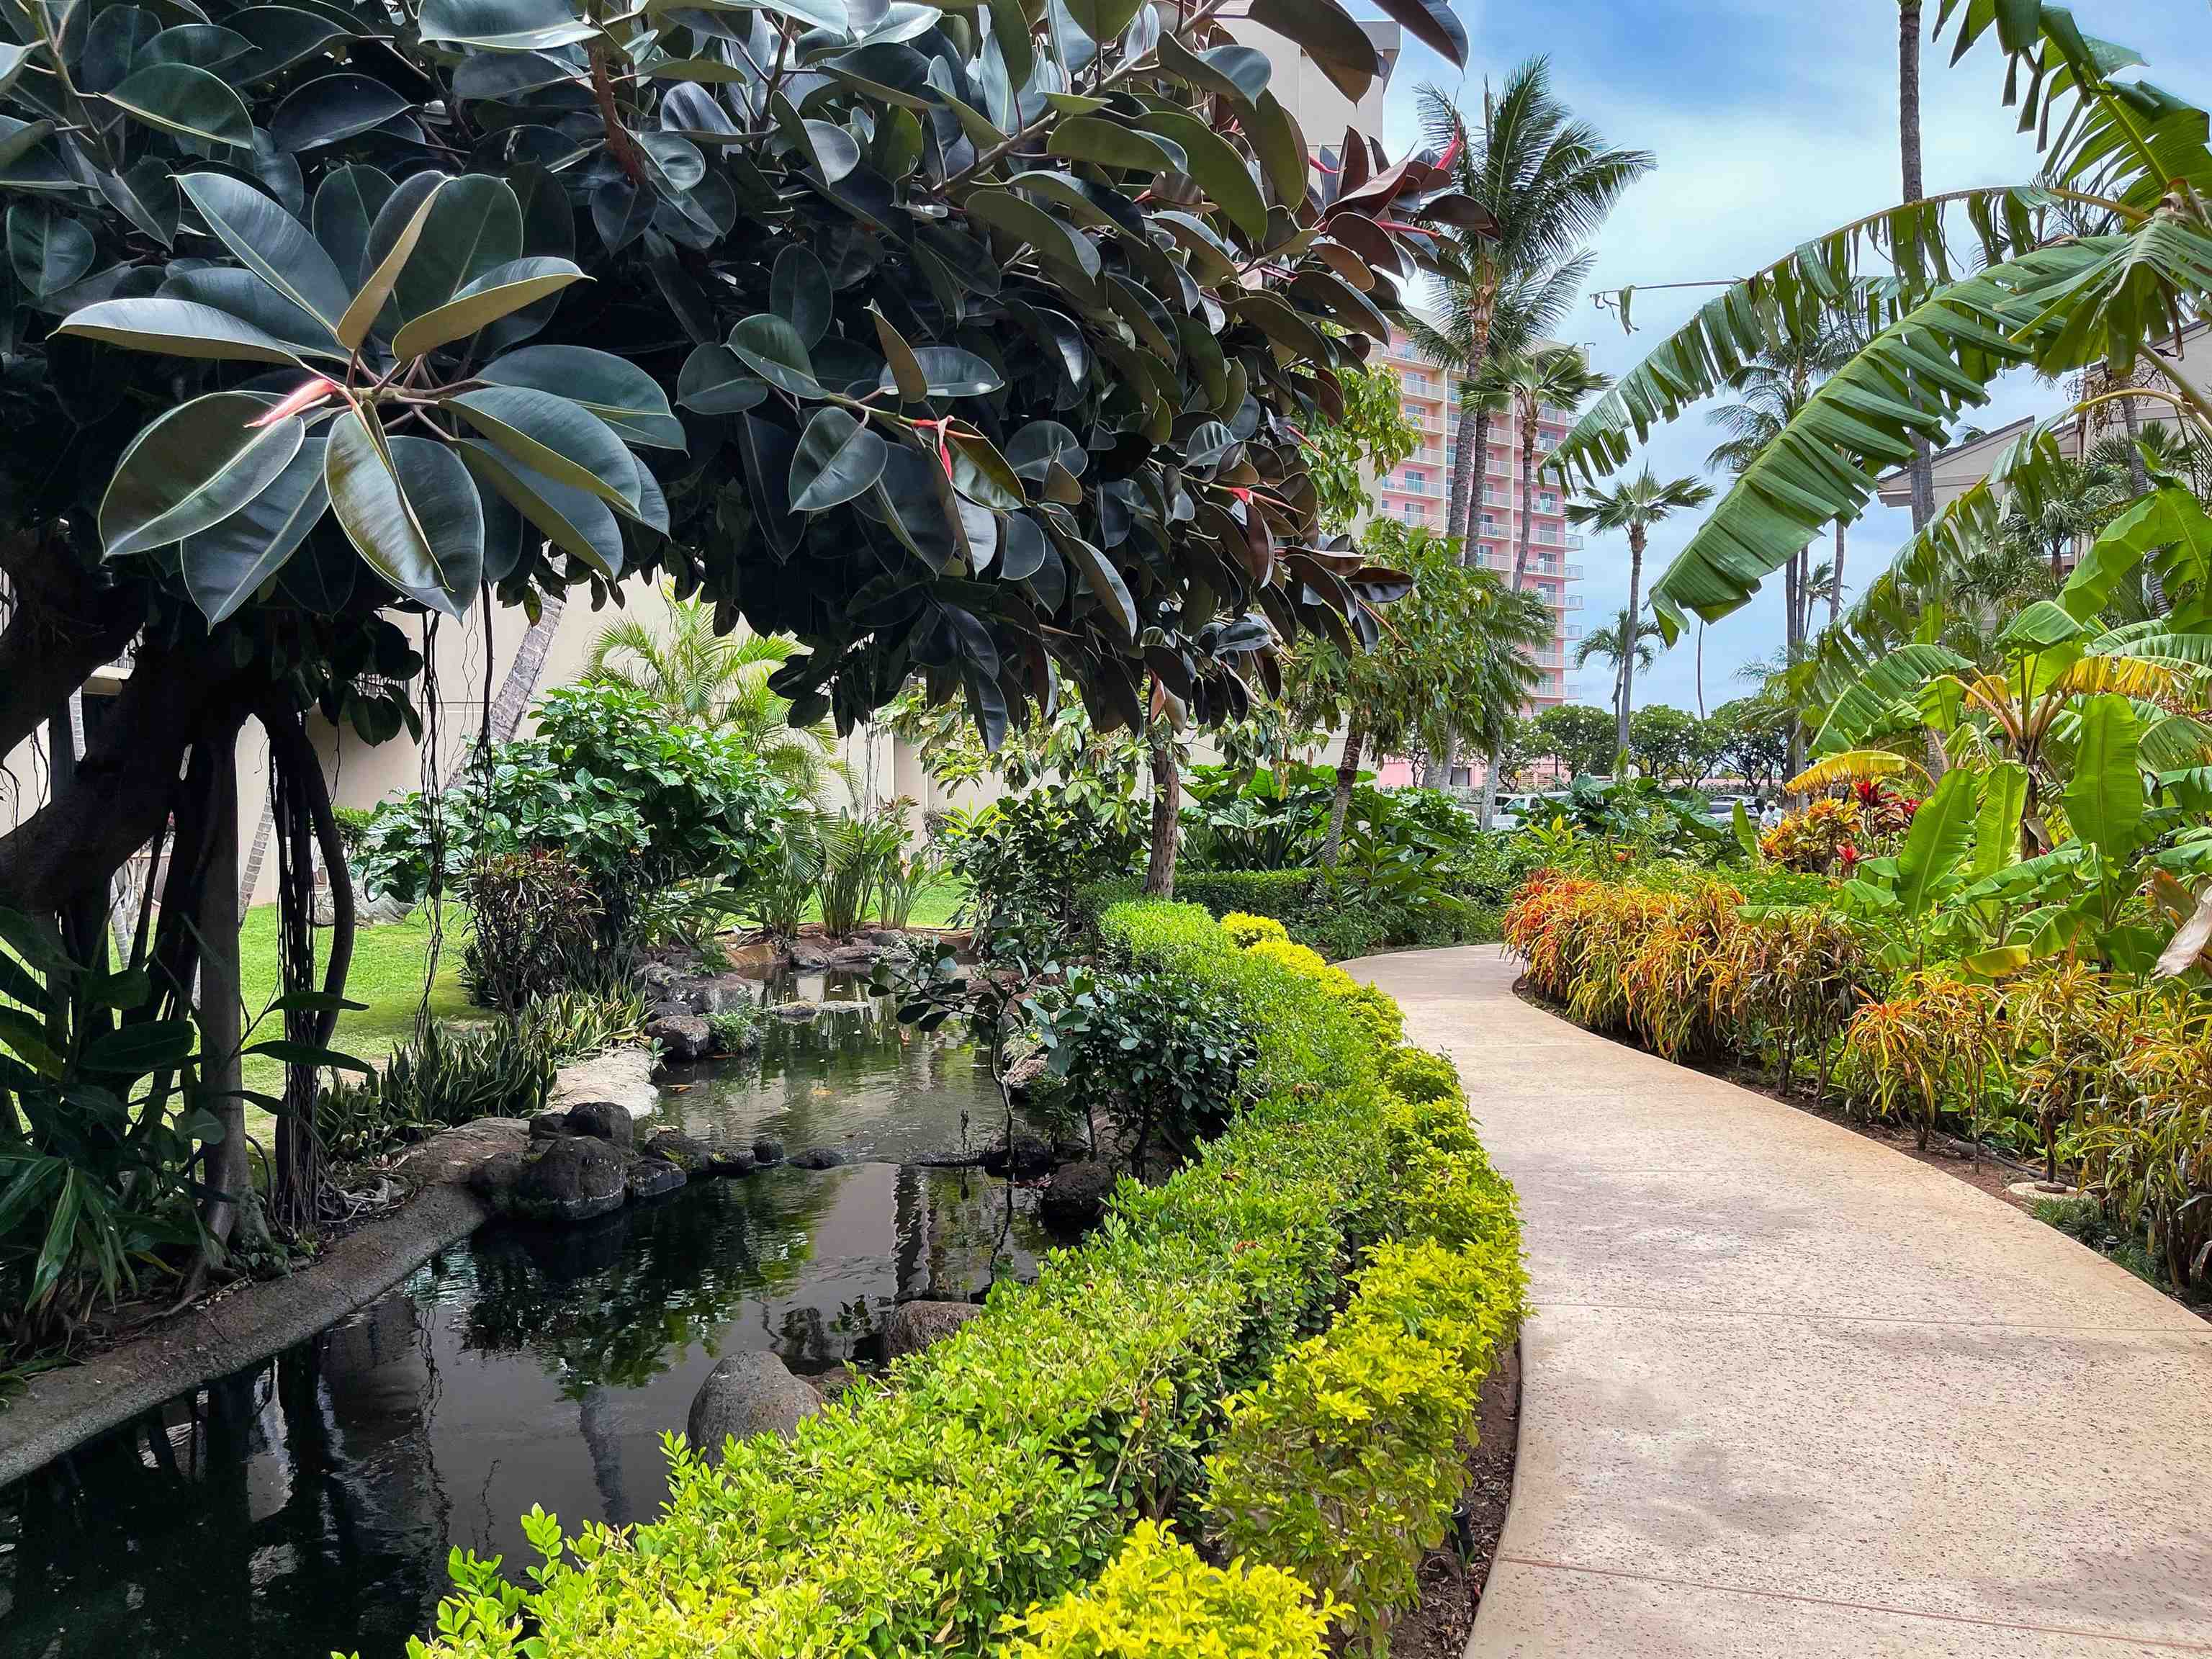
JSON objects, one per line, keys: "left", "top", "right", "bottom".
{"left": 1445, "top": 395, "right": 1480, "bottom": 551}
{"left": 2120, "top": 398, "right": 2166, "bottom": 613}
{"left": 1784, "top": 548, "right": 1804, "bottom": 663}
{"left": 197, "top": 726, "right": 249, "bottom": 1256}
{"left": 1321, "top": 714, "right": 1365, "bottom": 868}
{"left": 1617, "top": 533, "right": 1644, "bottom": 764}
{"left": 1899, "top": 0, "right": 1936, "bottom": 530}
{"left": 1509, "top": 406, "right": 1537, "bottom": 590}
{"left": 487, "top": 587, "right": 567, "bottom": 743}
{"left": 1830, "top": 520, "right": 1846, "bottom": 628}
{"left": 1694, "top": 623, "right": 1706, "bottom": 719}
{"left": 1478, "top": 746, "right": 1500, "bottom": 830}
{"left": 1142, "top": 724, "right": 1179, "bottom": 898}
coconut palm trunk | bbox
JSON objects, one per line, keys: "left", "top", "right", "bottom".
{"left": 1617, "top": 528, "right": 1645, "bottom": 763}
{"left": 1900, "top": 0, "right": 1936, "bottom": 530}
{"left": 1143, "top": 723, "right": 1179, "bottom": 897}
{"left": 1830, "top": 521, "right": 1846, "bottom": 627}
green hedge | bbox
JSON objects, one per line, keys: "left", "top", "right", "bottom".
{"left": 403, "top": 902, "right": 1521, "bottom": 1659}
{"left": 1079, "top": 870, "right": 1501, "bottom": 963}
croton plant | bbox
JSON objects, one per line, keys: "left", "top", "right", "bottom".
{"left": 1, "top": 0, "right": 1487, "bottom": 747}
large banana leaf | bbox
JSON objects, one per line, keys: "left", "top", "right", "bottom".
{"left": 1641, "top": 239, "right": 2115, "bottom": 639}
{"left": 1971, "top": 761, "right": 2029, "bottom": 880}
{"left": 2064, "top": 694, "right": 2145, "bottom": 860}
{"left": 1892, "top": 766, "right": 1979, "bottom": 920}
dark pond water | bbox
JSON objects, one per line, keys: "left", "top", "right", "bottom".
{"left": 0, "top": 1000, "right": 1048, "bottom": 1659}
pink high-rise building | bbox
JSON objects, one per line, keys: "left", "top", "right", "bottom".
{"left": 1364, "top": 323, "right": 1586, "bottom": 716}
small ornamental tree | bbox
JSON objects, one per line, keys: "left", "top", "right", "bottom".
{"left": 0, "top": 0, "right": 1487, "bottom": 1264}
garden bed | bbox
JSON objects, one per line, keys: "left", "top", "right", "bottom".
{"left": 390, "top": 904, "right": 1526, "bottom": 1659}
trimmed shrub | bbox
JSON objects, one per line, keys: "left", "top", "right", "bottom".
{"left": 397, "top": 900, "right": 1519, "bottom": 1659}
{"left": 997, "top": 1521, "right": 1332, "bottom": 1659}
{"left": 1221, "top": 912, "right": 1291, "bottom": 948}
{"left": 1383, "top": 1047, "right": 1462, "bottom": 1105}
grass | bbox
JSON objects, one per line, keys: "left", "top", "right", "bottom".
{"left": 233, "top": 902, "right": 476, "bottom": 1112}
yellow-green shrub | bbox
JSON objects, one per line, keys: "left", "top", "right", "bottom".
{"left": 1221, "top": 911, "right": 1291, "bottom": 948}
{"left": 997, "top": 1521, "right": 1333, "bottom": 1659}
{"left": 1382, "top": 1046, "right": 1461, "bottom": 1105}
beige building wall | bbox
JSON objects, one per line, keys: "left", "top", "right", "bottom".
{"left": 1219, "top": 10, "right": 1398, "bottom": 140}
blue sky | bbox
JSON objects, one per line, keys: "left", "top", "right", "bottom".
{"left": 1352, "top": 0, "right": 2206, "bottom": 716}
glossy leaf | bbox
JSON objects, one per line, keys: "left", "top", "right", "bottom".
{"left": 480, "top": 344, "right": 684, "bottom": 450}
{"left": 675, "top": 343, "right": 770, "bottom": 414}
{"left": 8, "top": 201, "right": 94, "bottom": 297}
{"left": 418, "top": 0, "right": 599, "bottom": 50}
{"left": 232, "top": 7, "right": 351, "bottom": 81}
{"left": 55, "top": 296, "right": 305, "bottom": 364}
{"left": 324, "top": 404, "right": 467, "bottom": 613}
{"left": 104, "top": 62, "right": 254, "bottom": 147}
{"left": 390, "top": 256, "right": 585, "bottom": 359}
{"left": 789, "top": 406, "right": 889, "bottom": 511}
{"left": 449, "top": 385, "right": 639, "bottom": 508}
{"left": 336, "top": 176, "right": 443, "bottom": 349}
{"left": 769, "top": 243, "right": 834, "bottom": 348}
{"left": 726, "top": 313, "right": 823, "bottom": 396}
{"left": 1047, "top": 115, "right": 1185, "bottom": 174}
{"left": 178, "top": 171, "right": 352, "bottom": 335}
{"left": 100, "top": 390, "right": 306, "bottom": 559}
{"left": 311, "top": 163, "right": 395, "bottom": 289}
{"left": 1891, "top": 766, "right": 1979, "bottom": 920}
{"left": 386, "top": 174, "right": 521, "bottom": 326}
{"left": 459, "top": 439, "right": 624, "bottom": 578}
{"left": 2065, "top": 694, "right": 2145, "bottom": 860}
{"left": 180, "top": 435, "right": 331, "bottom": 623}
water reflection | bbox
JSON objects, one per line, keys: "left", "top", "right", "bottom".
{"left": 0, "top": 1015, "right": 1050, "bottom": 1659}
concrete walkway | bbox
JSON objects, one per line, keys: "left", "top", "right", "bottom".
{"left": 1352, "top": 947, "right": 2212, "bottom": 1659}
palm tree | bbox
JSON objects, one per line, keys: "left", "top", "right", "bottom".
{"left": 1479, "top": 346, "right": 1611, "bottom": 591}
{"left": 585, "top": 590, "right": 846, "bottom": 802}
{"left": 1408, "top": 61, "right": 1653, "bottom": 552}
{"left": 1568, "top": 469, "right": 1713, "bottom": 759}
{"left": 1574, "top": 608, "right": 1663, "bottom": 740}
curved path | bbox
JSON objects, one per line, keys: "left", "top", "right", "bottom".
{"left": 1352, "top": 947, "right": 2212, "bottom": 1659}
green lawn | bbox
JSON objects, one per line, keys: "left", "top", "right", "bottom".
{"left": 234, "top": 902, "right": 475, "bottom": 1107}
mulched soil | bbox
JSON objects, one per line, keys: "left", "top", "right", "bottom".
{"left": 1365, "top": 1340, "right": 1522, "bottom": 1659}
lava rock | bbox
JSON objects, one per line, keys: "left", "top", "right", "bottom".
{"left": 1002, "top": 1045, "right": 1051, "bottom": 1095}
{"left": 564, "top": 1100, "right": 637, "bottom": 1152}
{"left": 789, "top": 1146, "right": 845, "bottom": 1169}
{"left": 787, "top": 939, "right": 836, "bottom": 971}
{"left": 645, "top": 1010, "right": 713, "bottom": 1061}
{"left": 626, "top": 1158, "right": 687, "bottom": 1201}
{"left": 701, "top": 974, "right": 759, "bottom": 1014}
{"left": 685, "top": 1353, "right": 820, "bottom": 1456}
{"left": 467, "top": 1149, "right": 528, "bottom": 1205}
{"left": 642, "top": 1129, "right": 711, "bottom": 1174}
{"left": 529, "top": 1110, "right": 572, "bottom": 1141}
{"left": 1040, "top": 1160, "right": 1118, "bottom": 1232}
{"left": 881, "top": 1300, "right": 982, "bottom": 1359}
{"left": 508, "top": 1136, "right": 628, "bottom": 1223}
{"left": 981, "top": 1135, "right": 1055, "bottom": 1177}
{"left": 773, "top": 999, "right": 823, "bottom": 1022}
{"left": 751, "top": 1136, "right": 786, "bottom": 1166}
{"left": 824, "top": 945, "right": 878, "bottom": 974}
{"left": 639, "top": 963, "right": 703, "bottom": 1008}
{"left": 706, "top": 1143, "right": 757, "bottom": 1177}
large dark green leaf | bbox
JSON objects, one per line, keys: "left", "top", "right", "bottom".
{"left": 1892, "top": 765, "right": 1978, "bottom": 919}
{"left": 138, "top": 24, "right": 256, "bottom": 71}
{"left": 231, "top": 6, "right": 351, "bottom": 81}
{"left": 725, "top": 313, "right": 823, "bottom": 396}
{"left": 8, "top": 201, "right": 94, "bottom": 297}
{"left": 1061, "top": 0, "right": 1141, "bottom": 44}
{"left": 769, "top": 243, "right": 833, "bottom": 348}
{"left": 1809, "top": 643, "right": 1974, "bottom": 755}
{"left": 459, "top": 438, "right": 624, "bottom": 577}
{"left": 385, "top": 174, "right": 521, "bottom": 326}
{"left": 418, "top": 0, "right": 598, "bottom": 49}
{"left": 99, "top": 390, "right": 306, "bottom": 559}
{"left": 55, "top": 295, "right": 307, "bottom": 363}
{"left": 95, "top": 158, "right": 181, "bottom": 248}
{"left": 1046, "top": 116, "right": 1186, "bottom": 174}
{"left": 390, "top": 256, "right": 585, "bottom": 359}
{"left": 1246, "top": 91, "right": 1308, "bottom": 208}
{"left": 311, "top": 163, "right": 395, "bottom": 289}
{"left": 387, "top": 436, "right": 485, "bottom": 611}
{"left": 180, "top": 434, "right": 331, "bottom": 623}
{"left": 1134, "top": 111, "right": 1268, "bottom": 243}
{"left": 1362, "top": 0, "right": 1465, "bottom": 64}
{"left": 480, "top": 343, "right": 685, "bottom": 450}
{"left": 324, "top": 405, "right": 470, "bottom": 613}
{"left": 449, "top": 385, "right": 638, "bottom": 508}
{"left": 159, "top": 265, "right": 346, "bottom": 358}
{"left": 271, "top": 73, "right": 413, "bottom": 152}
{"left": 105, "top": 63, "right": 256, "bottom": 147}
{"left": 789, "top": 406, "right": 888, "bottom": 511}
{"left": 336, "top": 174, "right": 442, "bottom": 349}
{"left": 878, "top": 345, "right": 1002, "bottom": 398}
{"left": 178, "top": 171, "right": 352, "bottom": 335}
{"left": 675, "top": 343, "right": 769, "bottom": 413}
